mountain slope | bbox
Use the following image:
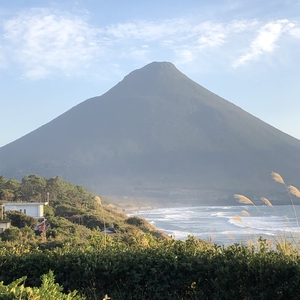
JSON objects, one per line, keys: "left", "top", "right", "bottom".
{"left": 1, "top": 62, "right": 300, "bottom": 203}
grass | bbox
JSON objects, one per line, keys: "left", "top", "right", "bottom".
{"left": 233, "top": 171, "right": 300, "bottom": 254}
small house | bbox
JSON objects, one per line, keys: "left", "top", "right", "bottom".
{"left": 3, "top": 202, "right": 48, "bottom": 219}
{"left": 0, "top": 220, "right": 11, "bottom": 233}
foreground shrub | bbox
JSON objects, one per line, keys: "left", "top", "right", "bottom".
{"left": 0, "top": 270, "right": 84, "bottom": 300}
{"left": 5, "top": 210, "right": 37, "bottom": 229}
{"left": 1, "top": 236, "right": 300, "bottom": 299}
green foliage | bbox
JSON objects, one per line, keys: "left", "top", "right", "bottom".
{"left": 0, "top": 226, "right": 37, "bottom": 244}
{"left": 0, "top": 173, "right": 167, "bottom": 251}
{"left": 0, "top": 175, "right": 7, "bottom": 189}
{"left": 20, "top": 175, "right": 47, "bottom": 202}
{"left": 0, "top": 178, "right": 21, "bottom": 200}
{"left": 5, "top": 210, "right": 37, "bottom": 229}
{"left": 0, "top": 226, "right": 20, "bottom": 242}
{"left": 54, "top": 204, "right": 84, "bottom": 217}
{"left": 0, "top": 270, "right": 84, "bottom": 300}
{"left": 126, "top": 216, "right": 146, "bottom": 226}
{"left": 0, "top": 236, "right": 299, "bottom": 299}
{"left": 2, "top": 173, "right": 300, "bottom": 298}
{"left": 43, "top": 205, "right": 55, "bottom": 218}
{"left": 0, "top": 174, "right": 95, "bottom": 205}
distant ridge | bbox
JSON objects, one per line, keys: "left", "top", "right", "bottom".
{"left": 1, "top": 61, "right": 300, "bottom": 204}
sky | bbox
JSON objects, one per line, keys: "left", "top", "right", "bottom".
{"left": 1, "top": 0, "right": 300, "bottom": 147}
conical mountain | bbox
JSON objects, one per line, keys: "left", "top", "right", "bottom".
{"left": 1, "top": 62, "right": 300, "bottom": 204}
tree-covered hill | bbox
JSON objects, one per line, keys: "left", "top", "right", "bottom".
{"left": 0, "top": 174, "right": 168, "bottom": 249}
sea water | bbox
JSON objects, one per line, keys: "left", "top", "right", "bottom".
{"left": 130, "top": 205, "right": 300, "bottom": 246}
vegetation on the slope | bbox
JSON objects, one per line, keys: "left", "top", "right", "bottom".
{"left": 0, "top": 174, "right": 168, "bottom": 250}
{"left": 2, "top": 173, "right": 300, "bottom": 299}
{"left": 5, "top": 210, "right": 37, "bottom": 228}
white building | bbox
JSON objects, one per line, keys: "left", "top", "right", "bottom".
{"left": 3, "top": 202, "right": 48, "bottom": 219}
{"left": 0, "top": 220, "right": 11, "bottom": 233}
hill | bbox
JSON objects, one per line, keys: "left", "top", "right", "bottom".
{"left": 1, "top": 62, "right": 300, "bottom": 204}
{"left": 0, "top": 174, "right": 168, "bottom": 248}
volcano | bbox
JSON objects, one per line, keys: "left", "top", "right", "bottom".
{"left": 1, "top": 62, "right": 300, "bottom": 204}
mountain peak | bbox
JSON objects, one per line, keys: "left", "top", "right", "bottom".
{"left": 130, "top": 61, "right": 176, "bottom": 72}
{"left": 140, "top": 61, "right": 177, "bottom": 71}
{"left": 111, "top": 61, "right": 191, "bottom": 97}
{"left": 1, "top": 62, "right": 300, "bottom": 203}
{"left": 122, "top": 61, "right": 182, "bottom": 81}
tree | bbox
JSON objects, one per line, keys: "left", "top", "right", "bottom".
{"left": 0, "top": 176, "right": 8, "bottom": 200}
{"left": 45, "top": 176, "right": 65, "bottom": 202}
{"left": 3, "top": 178, "right": 21, "bottom": 200}
{"left": 20, "top": 174, "right": 46, "bottom": 201}
{"left": 0, "top": 175, "right": 7, "bottom": 189}
{"left": 0, "top": 189, "right": 14, "bottom": 201}
{"left": 5, "top": 178, "right": 20, "bottom": 191}
{"left": 0, "top": 226, "right": 20, "bottom": 242}
{"left": 5, "top": 210, "right": 37, "bottom": 229}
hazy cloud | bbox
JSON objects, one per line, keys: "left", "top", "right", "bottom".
{"left": 233, "top": 20, "right": 297, "bottom": 67}
{"left": 288, "top": 26, "right": 300, "bottom": 38}
{"left": 1, "top": 8, "right": 300, "bottom": 79}
{"left": 106, "top": 19, "right": 187, "bottom": 41}
{"left": 3, "top": 8, "right": 102, "bottom": 79}
{"left": 0, "top": 45, "right": 5, "bottom": 68}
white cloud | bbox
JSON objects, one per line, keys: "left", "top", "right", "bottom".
{"left": 122, "top": 46, "right": 150, "bottom": 61}
{"left": 174, "top": 48, "right": 194, "bottom": 65}
{"left": 1, "top": 7, "right": 300, "bottom": 79}
{"left": 233, "top": 20, "right": 296, "bottom": 67}
{"left": 105, "top": 19, "right": 187, "bottom": 41}
{"left": 288, "top": 26, "right": 300, "bottom": 38}
{"left": 3, "top": 8, "right": 102, "bottom": 79}
{"left": 0, "top": 45, "right": 5, "bottom": 68}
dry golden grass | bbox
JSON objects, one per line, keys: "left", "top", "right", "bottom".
{"left": 260, "top": 197, "right": 273, "bottom": 207}
{"left": 271, "top": 171, "right": 285, "bottom": 184}
{"left": 274, "top": 233, "right": 300, "bottom": 255}
{"left": 232, "top": 215, "right": 243, "bottom": 222}
{"left": 288, "top": 185, "right": 300, "bottom": 198}
{"left": 270, "top": 171, "right": 299, "bottom": 228}
{"left": 94, "top": 196, "right": 102, "bottom": 205}
{"left": 234, "top": 194, "right": 254, "bottom": 205}
{"left": 241, "top": 210, "right": 250, "bottom": 216}
{"left": 234, "top": 171, "right": 300, "bottom": 255}
{"left": 246, "top": 239, "right": 255, "bottom": 248}
{"left": 227, "top": 233, "right": 235, "bottom": 240}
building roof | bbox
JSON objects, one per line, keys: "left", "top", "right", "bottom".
{"left": 3, "top": 202, "right": 48, "bottom": 206}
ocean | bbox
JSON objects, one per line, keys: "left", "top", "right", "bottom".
{"left": 130, "top": 205, "right": 300, "bottom": 246}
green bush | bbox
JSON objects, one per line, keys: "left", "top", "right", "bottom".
{"left": 126, "top": 216, "right": 146, "bottom": 226}
{"left": 5, "top": 210, "right": 37, "bottom": 229}
{"left": 0, "top": 236, "right": 300, "bottom": 299}
{"left": 0, "top": 270, "right": 84, "bottom": 300}
{"left": 44, "top": 205, "right": 55, "bottom": 218}
{"left": 54, "top": 204, "right": 84, "bottom": 217}
{"left": 0, "top": 226, "right": 21, "bottom": 242}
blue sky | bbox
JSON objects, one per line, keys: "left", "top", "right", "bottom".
{"left": 1, "top": 0, "right": 300, "bottom": 147}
